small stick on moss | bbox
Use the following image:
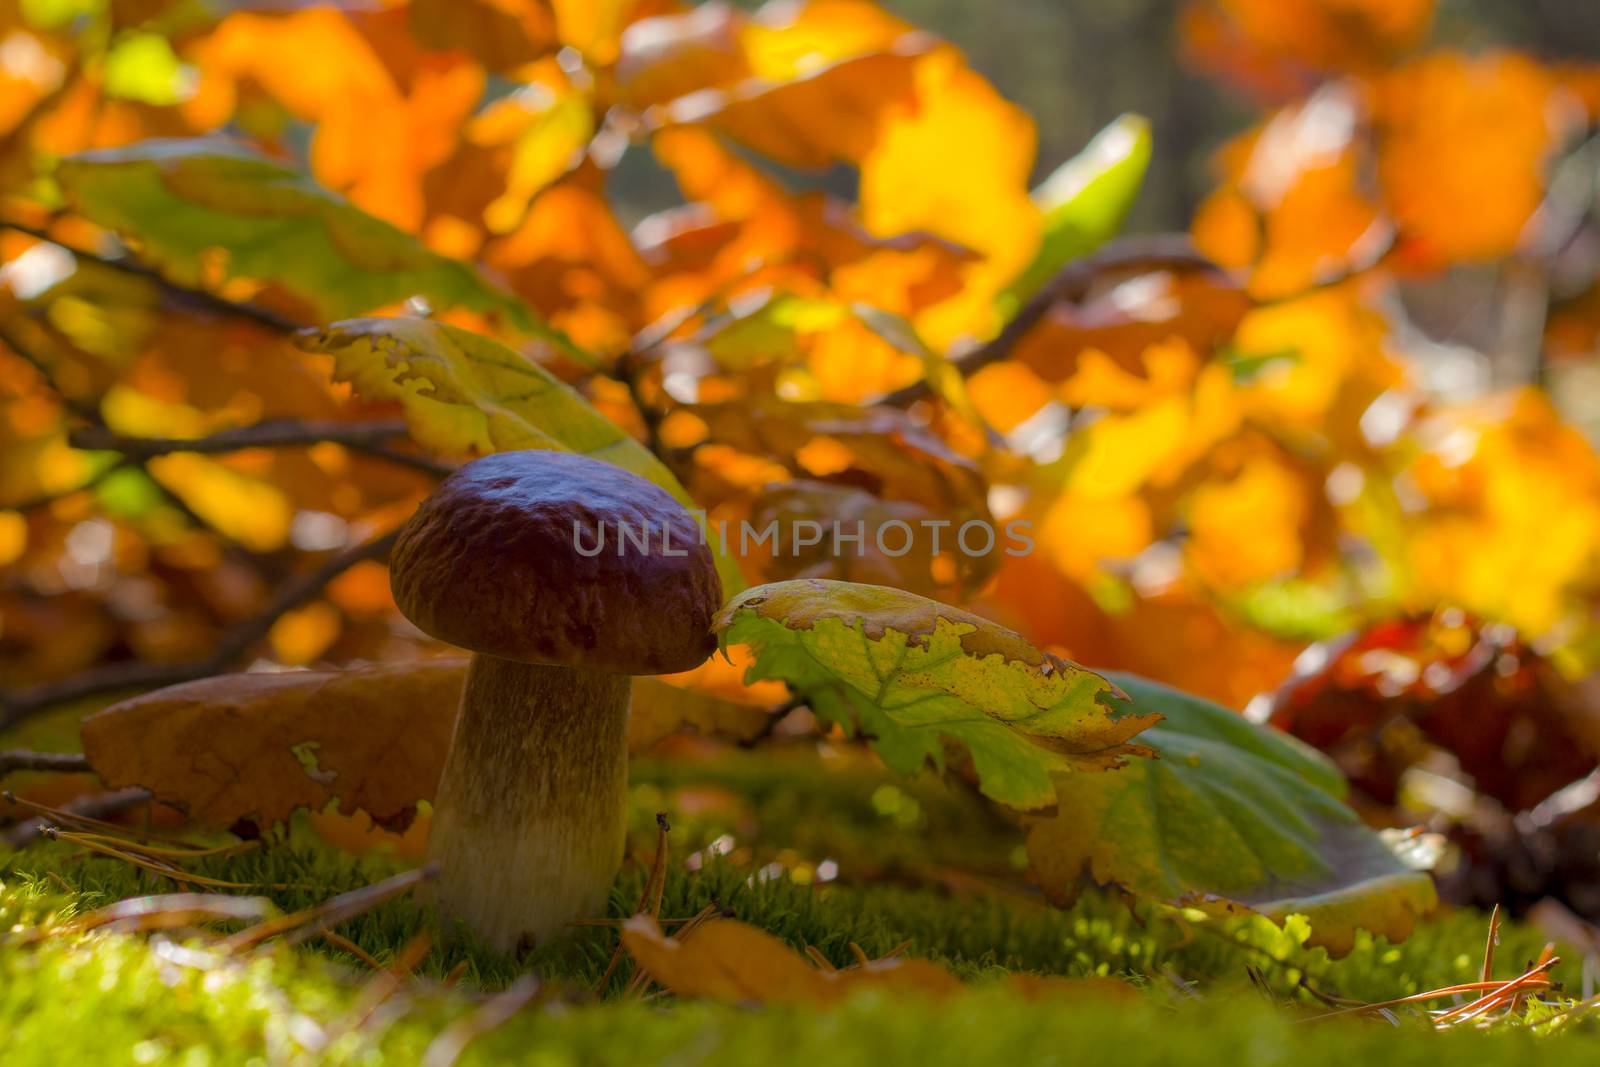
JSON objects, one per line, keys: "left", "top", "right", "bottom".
{"left": 320, "top": 929, "right": 388, "bottom": 973}
{"left": 66, "top": 830, "right": 260, "bottom": 860}
{"left": 1301, "top": 961, "right": 1558, "bottom": 1023}
{"left": 420, "top": 974, "right": 543, "bottom": 1067}
{"left": 595, "top": 813, "right": 673, "bottom": 996}
{"left": 1505, "top": 944, "right": 1557, "bottom": 1020}
{"left": 1436, "top": 954, "right": 1558, "bottom": 1027}
{"left": 42, "top": 827, "right": 315, "bottom": 892}
{"left": 221, "top": 866, "right": 438, "bottom": 954}
{"left": 1, "top": 787, "right": 152, "bottom": 848}
{"left": 0, "top": 750, "right": 91, "bottom": 777}
{"left": 441, "top": 960, "right": 471, "bottom": 989}
{"left": 647, "top": 812, "right": 671, "bottom": 921}
{"left": 804, "top": 945, "right": 834, "bottom": 972}
{"left": 75, "top": 893, "right": 274, "bottom": 936}
{"left": 341, "top": 932, "right": 434, "bottom": 1030}
{"left": 1481, "top": 904, "right": 1502, "bottom": 984}
{"left": 38, "top": 826, "right": 194, "bottom": 889}
{"left": 2, "top": 890, "right": 272, "bottom": 945}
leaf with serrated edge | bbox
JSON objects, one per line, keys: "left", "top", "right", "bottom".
{"left": 299, "top": 317, "right": 743, "bottom": 593}
{"left": 1025, "top": 673, "right": 1437, "bottom": 957}
{"left": 714, "top": 579, "right": 1159, "bottom": 810}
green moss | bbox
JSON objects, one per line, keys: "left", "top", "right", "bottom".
{"left": 0, "top": 743, "right": 1593, "bottom": 1062}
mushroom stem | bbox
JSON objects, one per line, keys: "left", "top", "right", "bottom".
{"left": 426, "top": 653, "right": 630, "bottom": 954}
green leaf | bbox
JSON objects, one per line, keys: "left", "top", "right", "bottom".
{"left": 103, "top": 34, "right": 192, "bottom": 106}
{"left": 1002, "top": 114, "right": 1152, "bottom": 307}
{"left": 55, "top": 139, "right": 539, "bottom": 331}
{"left": 714, "top": 579, "right": 1160, "bottom": 809}
{"left": 1025, "top": 673, "right": 1438, "bottom": 957}
{"left": 298, "top": 317, "right": 743, "bottom": 594}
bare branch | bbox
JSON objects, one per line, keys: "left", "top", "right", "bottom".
{"left": 877, "top": 234, "right": 1225, "bottom": 408}
{"left": 0, "top": 529, "right": 401, "bottom": 730}
{"left": 0, "top": 750, "right": 92, "bottom": 776}
{"left": 68, "top": 420, "right": 456, "bottom": 478}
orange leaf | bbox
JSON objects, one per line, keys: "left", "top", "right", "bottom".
{"left": 621, "top": 914, "right": 964, "bottom": 1005}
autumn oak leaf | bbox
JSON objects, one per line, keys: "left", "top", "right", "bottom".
{"left": 714, "top": 578, "right": 1160, "bottom": 810}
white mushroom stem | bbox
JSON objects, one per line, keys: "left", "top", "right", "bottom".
{"left": 426, "top": 653, "right": 630, "bottom": 954}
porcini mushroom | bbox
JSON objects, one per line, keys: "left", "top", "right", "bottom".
{"left": 388, "top": 450, "right": 721, "bottom": 953}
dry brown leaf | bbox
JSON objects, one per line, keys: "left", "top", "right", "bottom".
{"left": 82, "top": 659, "right": 468, "bottom": 833}
{"left": 621, "top": 914, "right": 962, "bottom": 1005}
{"left": 621, "top": 914, "right": 1137, "bottom": 1005}
{"left": 82, "top": 657, "right": 778, "bottom": 834}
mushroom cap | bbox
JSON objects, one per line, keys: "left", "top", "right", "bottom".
{"left": 389, "top": 451, "right": 721, "bottom": 674}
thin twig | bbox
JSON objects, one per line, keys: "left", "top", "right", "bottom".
{"left": 877, "top": 235, "right": 1223, "bottom": 407}
{"left": 319, "top": 929, "right": 389, "bottom": 973}
{"left": 0, "top": 528, "right": 401, "bottom": 728}
{"left": 1482, "top": 904, "right": 1501, "bottom": 984}
{"left": 0, "top": 317, "right": 293, "bottom": 582}
{"left": 0, "top": 750, "right": 91, "bottom": 776}
{"left": 1300, "top": 962, "right": 1558, "bottom": 1023}
{"left": 67, "top": 421, "right": 455, "bottom": 478}
{"left": 595, "top": 812, "right": 673, "bottom": 997}
{"left": 219, "top": 866, "right": 437, "bottom": 954}
{"left": 0, "top": 220, "right": 302, "bottom": 333}
{"left": 1, "top": 787, "right": 152, "bottom": 848}
{"left": 736, "top": 696, "right": 807, "bottom": 749}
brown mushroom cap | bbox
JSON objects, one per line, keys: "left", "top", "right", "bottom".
{"left": 389, "top": 451, "right": 721, "bottom": 674}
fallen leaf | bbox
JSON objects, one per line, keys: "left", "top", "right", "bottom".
{"left": 621, "top": 914, "right": 962, "bottom": 1004}
{"left": 82, "top": 659, "right": 469, "bottom": 832}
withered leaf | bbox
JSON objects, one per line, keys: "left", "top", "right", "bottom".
{"left": 81, "top": 659, "right": 777, "bottom": 834}
{"left": 82, "top": 659, "right": 468, "bottom": 833}
{"left": 621, "top": 914, "right": 1136, "bottom": 1005}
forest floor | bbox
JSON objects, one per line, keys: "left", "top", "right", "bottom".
{"left": 0, "top": 744, "right": 1591, "bottom": 1065}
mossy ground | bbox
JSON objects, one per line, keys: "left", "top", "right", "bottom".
{"left": 1, "top": 743, "right": 1594, "bottom": 1064}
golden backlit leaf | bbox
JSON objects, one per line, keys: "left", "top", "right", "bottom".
{"left": 184, "top": 7, "right": 483, "bottom": 230}
{"left": 717, "top": 579, "right": 1158, "bottom": 810}
{"left": 1182, "top": 0, "right": 1435, "bottom": 99}
{"left": 860, "top": 48, "right": 1040, "bottom": 347}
